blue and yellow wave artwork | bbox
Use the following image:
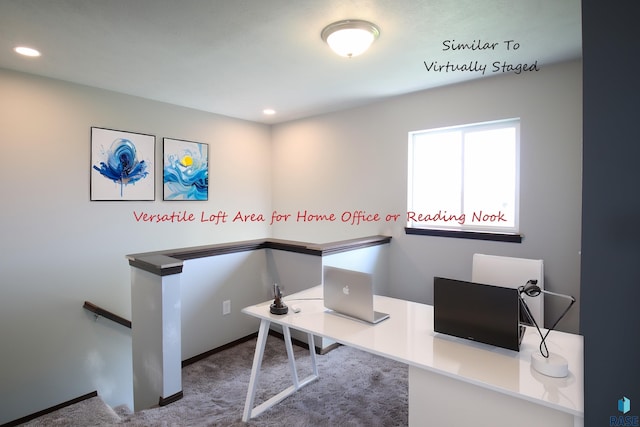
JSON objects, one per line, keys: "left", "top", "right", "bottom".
{"left": 93, "top": 138, "right": 149, "bottom": 197}
{"left": 163, "top": 145, "right": 208, "bottom": 200}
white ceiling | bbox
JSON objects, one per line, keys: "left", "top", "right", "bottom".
{"left": 0, "top": 0, "right": 582, "bottom": 124}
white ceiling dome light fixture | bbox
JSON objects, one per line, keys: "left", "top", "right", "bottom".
{"left": 321, "top": 19, "right": 380, "bottom": 58}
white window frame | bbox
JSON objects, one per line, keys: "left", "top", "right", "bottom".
{"left": 407, "top": 118, "right": 520, "bottom": 237}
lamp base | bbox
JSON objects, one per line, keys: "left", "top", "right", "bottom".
{"left": 531, "top": 352, "right": 569, "bottom": 378}
{"left": 270, "top": 303, "right": 288, "bottom": 315}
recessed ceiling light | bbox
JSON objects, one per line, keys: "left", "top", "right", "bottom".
{"left": 263, "top": 109, "right": 276, "bottom": 115}
{"left": 14, "top": 46, "right": 41, "bottom": 57}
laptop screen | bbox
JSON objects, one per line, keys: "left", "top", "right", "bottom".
{"left": 433, "top": 277, "right": 522, "bottom": 351}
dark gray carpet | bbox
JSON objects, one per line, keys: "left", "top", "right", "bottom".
{"left": 121, "top": 334, "right": 408, "bottom": 426}
{"left": 22, "top": 334, "right": 408, "bottom": 426}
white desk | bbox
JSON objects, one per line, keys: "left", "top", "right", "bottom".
{"left": 242, "top": 286, "right": 584, "bottom": 426}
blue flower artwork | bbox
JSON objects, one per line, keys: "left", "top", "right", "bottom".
{"left": 93, "top": 138, "right": 149, "bottom": 195}
{"left": 163, "top": 138, "right": 209, "bottom": 201}
{"left": 90, "top": 127, "right": 155, "bottom": 201}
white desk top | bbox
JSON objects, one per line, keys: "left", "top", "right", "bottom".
{"left": 242, "top": 286, "right": 583, "bottom": 417}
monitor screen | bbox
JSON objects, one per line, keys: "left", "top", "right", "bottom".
{"left": 433, "top": 277, "right": 522, "bottom": 351}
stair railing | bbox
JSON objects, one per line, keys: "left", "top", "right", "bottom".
{"left": 83, "top": 301, "right": 131, "bottom": 328}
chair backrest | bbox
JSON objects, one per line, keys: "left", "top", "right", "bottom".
{"left": 471, "top": 254, "right": 544, "bottom": 327}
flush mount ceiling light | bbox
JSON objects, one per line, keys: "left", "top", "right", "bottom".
{"left": 321, "top": 19, "right": 380, "bottom": 58}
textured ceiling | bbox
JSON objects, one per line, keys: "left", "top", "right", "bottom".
{"left": 0, "top": 0, "right": 582, "bottom": 124}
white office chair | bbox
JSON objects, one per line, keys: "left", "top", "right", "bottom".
{"left": 471, "top": 253, "right": 544, "bottom": 327}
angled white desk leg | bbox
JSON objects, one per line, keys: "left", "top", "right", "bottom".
{"left": 307, "top": 333, "right": 318, "bottom": 377}
{"left": 283, "top": 325, "right": 300, "bottom": 387}
{"left": 242, "top": 319, "right": 319, "bottom": 422}
{"left": 242, "top": 319, "right": 270, "bottom": 422}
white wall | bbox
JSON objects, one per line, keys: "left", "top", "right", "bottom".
{"left": 270, "top": 60, "right": 583, "bottom": 333}
{"left": 323, "top": 245, "right": 390, "bottom": 296}
{"left": 180, "top": 250, "right": 270, "bottom": 360}
{"left": 0, "top": 59, "right": 582, "bottom": 423}
{"left": 0, "top": 68, "right": 271, "bottom": 423}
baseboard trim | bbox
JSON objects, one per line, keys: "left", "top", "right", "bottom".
{"left": 2, "top": 390, "right": 98, "bottom": 427}
{"left": 267, "top": 329, "right": 340, "bottom": 355}
{"left": 158, "top": 390, "right": 183, "bottom": 407}
{"left": 181, "top": 332, "right": 259, "bottom": 367}
{"left": 318, "top": 341, "right": 341, "bottom": 355}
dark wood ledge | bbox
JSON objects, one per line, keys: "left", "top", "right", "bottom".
{"left": 127, "top": 254, "right": 184, "bottom": 276}
{"left": 405, "top": 227, "right": 523, "bottom": 243}
{"left": 126, "top": 235, "right": 391, "bottom": 276}
{"left": 306, "top": 235, "right": 392, "bottom": 255}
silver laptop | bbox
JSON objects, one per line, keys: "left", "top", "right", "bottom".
{"left": 323, "top": 266, "right": 390, "bottom": 324}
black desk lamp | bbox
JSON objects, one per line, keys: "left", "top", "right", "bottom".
{"left": 270, "top": 283, "right": 289, "bottom": 315}
{"left": 519, "top": 280, "right": 576, "bottom": 378}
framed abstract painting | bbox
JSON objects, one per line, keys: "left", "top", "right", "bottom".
{"left": 163, "top": 138, "right": 209, "bottom": 201}
{"left": 90, "top": 127, "right": 155, "bottom": 201}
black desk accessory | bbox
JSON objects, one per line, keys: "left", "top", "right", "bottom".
{"left": 519, "top": 279, "right": 576, "bottom": 377}
{"left": 270, "top": 283, "right": 289, "bottom": 315}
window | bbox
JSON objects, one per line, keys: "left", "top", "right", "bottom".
{"left": 407, "top": 119, "right": 520, "bottom": 241}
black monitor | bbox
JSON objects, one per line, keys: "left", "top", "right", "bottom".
{"left": 433, "top": 277, "right": 523, "bottom": 351}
